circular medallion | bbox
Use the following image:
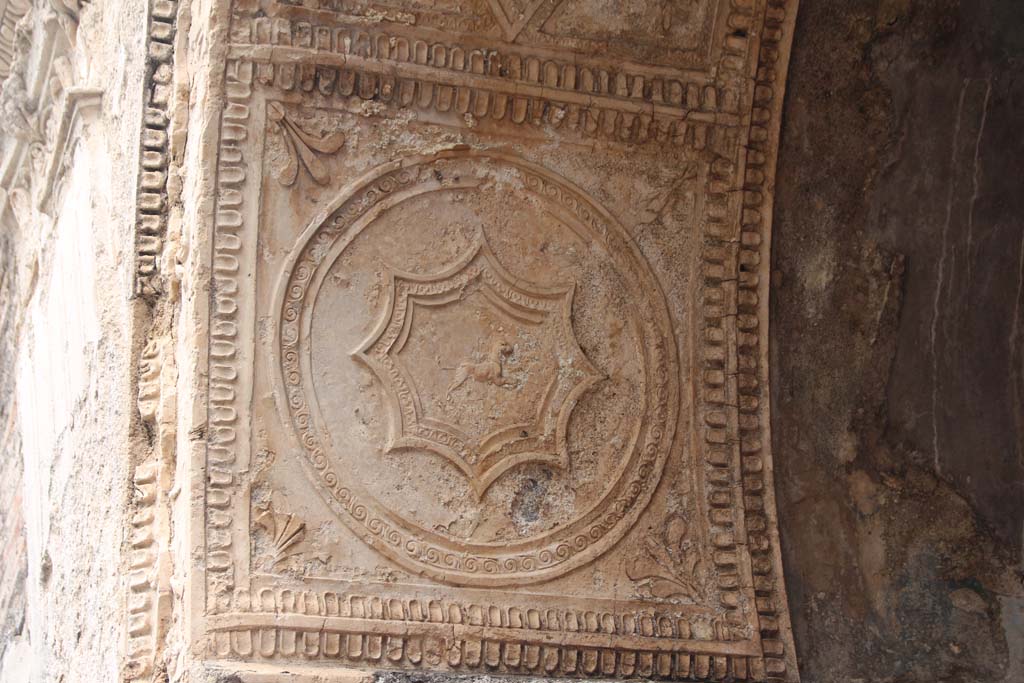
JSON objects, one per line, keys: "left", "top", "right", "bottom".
{"left": 274, "top": 150, "right": 679, "bottom": 586}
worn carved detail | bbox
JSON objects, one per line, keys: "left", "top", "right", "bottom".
{"left": 126, "top": 338, "right": 176, "bottom": 682}
{"left": 0, "top": 7, "right": 34, "bottom": 141}
{"left": 125, "top": 462, "right": 161, "bottom": 680}
{"left": 731, "top": 3, "right": 798, "bottom": 678}
{"left": 485, "top": 0, "right": 555, "bottom": 42}
{"left": 267, "top": 100, "right": 345, "bottom": 186}
{"left": 639, "top": 162, "right": 700, "bottom": 227}
{"left": 134, "top": 0, "right": 180, "bottom": 298}
{"left": 353, "top": 238, "right": 603, "bottom": 498}
{"left": 255, "top": 502, "right": 306, "bottom": 566}
{"left": 227, "top": 15, "right": 738, "bottom": 148}
{"left": 0, "top": 1, "right": 32, "bottom": 81}
{"left": 254, "top": 498, "right": 328, "bottom": 568}
{"left": 627, "top": 514, "right": 708, "bottom": 602}
{"left": 209, "top": 588, "right": 749, "bottom": 679}
{"left": 137, "top": 340, "right": 162, "bottom": 424}
{"left": 195, "top": 1, "right": 802, "bottom": 680}
{"left": 204, "top": 57, "right": 252, "bottom": 610}
{"left": 0, "top": 3, "right": 101, "bottom": 218}
{"left": 274, "top": 150, "right": 678, "bottom": 587}
{"left": 124, "top": 3, "right": 183, "bottom": 680}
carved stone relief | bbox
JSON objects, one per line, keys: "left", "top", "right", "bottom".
{"left": 0, "top": 1, "right": 32, "bottom": 81}
{"left": 0, "top": 0, "right": 101, "bottom": 223}
{"left": 127, "top": 335, "right": 177, "bottom": 681}
{"left": 195, "top": 0, "right": 799, "bottom": 680}
{"left": 134, "top": 0, "right": 181, "bottom": 298}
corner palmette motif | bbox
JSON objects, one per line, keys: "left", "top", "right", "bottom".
{"left": 267, "top": 99, "right": 346, "bottom": 186}
{"left": 196, "top": 1, "right": 802, "bottom": 681}
{"left": 353, "top": 239, "right": 603, "bottom": 498}
{"left": 253, "top": 495, "right": 330, "bottom": 568}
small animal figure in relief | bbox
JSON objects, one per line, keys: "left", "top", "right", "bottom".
{"left": 446, "top": 340, "right": 516, "bottom": 400}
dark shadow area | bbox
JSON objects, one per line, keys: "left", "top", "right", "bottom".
{"left": 773, "top": 1, "right": 1024, "bottom": 680}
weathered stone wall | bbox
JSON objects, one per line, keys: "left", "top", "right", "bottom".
{"left": 773, "top": 0, "right": 1024, "bottom": 681}
{"left": 0, "top": 207, "right": 27, "bottom": 678}
{"left": 0, "top": 1, "right": 1020, "bottom": 683}
{"left": 0, "top": 1, "right": 150, "bottom": 681}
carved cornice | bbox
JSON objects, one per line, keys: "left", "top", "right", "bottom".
{"left": 0, "top": 1, "right": 101, "bottom": 222}
{"left": 0, "top": 0, "right": 32, "bottom": 81}
{"left": 738, "top": 2, "right": 800, "bottom": 679}
{"left": 126, "top": 337, "right": 177, "bottom": 681}
{"left": 226, "top": 15, "right": 740, "bottom": 149}
{"left": 134, "top": 0, "right": 181, "bottom": 298}
{"left": 125, "top": 2, "right": 184, "bottom": 680}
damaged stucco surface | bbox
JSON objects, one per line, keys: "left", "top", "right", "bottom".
{"left": 0, "top": 1, "right": 150, "bottom": 681}
{"left": 0, "top": 1, "right": 1021, "bottom": 682}
{"left": 772, "top": 1, "right": 1024, "bottom": 681}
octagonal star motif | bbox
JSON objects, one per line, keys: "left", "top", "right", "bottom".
{"left": 353, "top": 240, "right": 603, "bottom": 499}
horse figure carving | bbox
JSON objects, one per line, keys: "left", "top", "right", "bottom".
{"left": 446, "top": 340, "right": 515, "bottom": 400}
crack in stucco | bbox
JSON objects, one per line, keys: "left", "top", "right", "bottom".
{"left": 929, "top": 79, "right": 968, "bottom": 479}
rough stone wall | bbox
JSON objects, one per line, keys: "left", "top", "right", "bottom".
{"left": 0, "top": 1, "right": 1021, "bottom": 682}
{"left": 0, "top": 1, "right": 150, "bottom": 681}
{"left": 773, "top": 1, "right": 1024, "bottom": 681}
{"left": 0, "top": 211, "right": 27, "bottom": 677}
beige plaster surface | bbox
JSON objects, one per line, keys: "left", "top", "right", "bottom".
{"left": 0, "top": 2, "right": 152, "bottom": 682}
{"left": 3, "top": 2, "right": 1022, "bottom": 683}
{"left": 176, "top": 1, "right": 801, "bottom": 681}
{"left": 0, "top": 1, "right": 802, "bottom": 681}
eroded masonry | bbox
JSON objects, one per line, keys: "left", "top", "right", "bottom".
{"left": 1, "top": 0, "right": 801, "bottom": 681}
{"left": 182, "top": 0, "right": 800, "bottom": 680}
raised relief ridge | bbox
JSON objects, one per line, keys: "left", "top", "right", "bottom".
{"left": 695, "top": 0, "right": 798, "bottom": 679}
{"left": 126, "top": 338, "right": 176, "bottom": 681}
{"left": 196, "top": 1, "right": 801, "bottom": 681}
{"left": 265, "top": 0, "right": 718, "bottom": 67}
{"left": 267, "top": 99, "right": 346, "bottom": 186}
{"left": 272, "top": 150, "right": 679, "bottom": 589}
{"left": 274, "top": 150, "right": 678, "bottom": 587}
{"left": 353, "top": 238, "right": 603, "bottom": 498}
{"left": 227, "top": 15, "right": 738, "bottom": 147}
{"left": 205, "top": 58, "right": 253, "bottom": 610}
{"left": 0, "top": 3, "right": 101, "bottom": 224}
{"left": 125, "top": 462, "right": 160, "bottom": 679}
{"left": 731, "top": 2, "right": 797, "bottom": 678}
{"left": 210, "top": 588, "right": 756, "bottom": 680}
{"left": 135, "top": 0, "right": 181, "bottom": 298}
{"left": 0, "top": 1, "right": 31, "bottom": 81}
{"left": 254, "top": 496, "right": 329, "bottom": 568}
